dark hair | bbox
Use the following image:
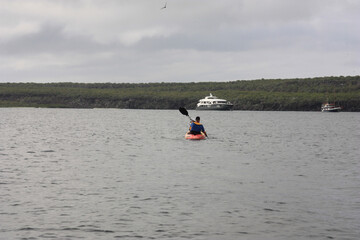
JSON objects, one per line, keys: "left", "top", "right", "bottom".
{"left": 196, "top": 116, "right": 200, "bottom": 121}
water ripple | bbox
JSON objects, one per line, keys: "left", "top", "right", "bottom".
{"left": 0, "top": 109, "right": 359, "bottom": 240}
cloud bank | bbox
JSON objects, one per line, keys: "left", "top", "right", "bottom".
{"left": 0, "top": 0, "right": 359, "bottom": 83}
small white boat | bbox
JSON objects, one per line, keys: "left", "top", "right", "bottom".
{"left": 196, "top": 93, "right": 233, "bottom": 110}
{"left": 321, "top": 102, "right": 342, "bottom": 112}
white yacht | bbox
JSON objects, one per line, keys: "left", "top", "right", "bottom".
{"left": 196, "top": 93, "right": 233, "bottom": 110}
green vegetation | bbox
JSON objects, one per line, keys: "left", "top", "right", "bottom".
{"left": 1, "top": 76, "right": 360, "bottom": 111}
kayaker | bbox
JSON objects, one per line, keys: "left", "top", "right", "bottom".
{"left": 189, "top": 116, "right": 208, "bottom": 137}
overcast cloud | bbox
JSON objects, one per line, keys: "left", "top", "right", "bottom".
{"left": 0, "top": 0, "right": 359, "bottom": 83}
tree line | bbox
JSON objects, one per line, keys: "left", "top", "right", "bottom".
{"left": 0, "top": 76, "right": 359, "bottom": 111}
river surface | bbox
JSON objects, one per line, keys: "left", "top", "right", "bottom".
{"left": 0, "top": 108, "right": 359, "bottom": 240}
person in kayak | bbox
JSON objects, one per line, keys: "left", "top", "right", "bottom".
{"left": 189, "top": 116, "right": 208, "bottom": 137}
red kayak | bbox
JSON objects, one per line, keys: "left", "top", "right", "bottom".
{"left": 185, "top": 132, "right": 206, "bottom": 140}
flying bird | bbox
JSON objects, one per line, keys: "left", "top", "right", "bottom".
{"left": 161, "top": 2, "right": 167, "bottom": 9}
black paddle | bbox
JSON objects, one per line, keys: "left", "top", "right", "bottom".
{"left": 179, "top": 107, "right": 193, "bottom": 122}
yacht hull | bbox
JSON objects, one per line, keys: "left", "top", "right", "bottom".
{"left": 322, "top": 108, "right": 341, "bottom": 112}
{"left": 196, "top": 104, "right": 233, "bottom": 111}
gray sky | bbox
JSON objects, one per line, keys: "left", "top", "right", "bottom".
{"left": 0, "top": 0, "right": 359, "bottom": 83}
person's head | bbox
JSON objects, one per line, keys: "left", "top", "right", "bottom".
{"left": 195, "top": 116, "right": 200, "bottom": 122}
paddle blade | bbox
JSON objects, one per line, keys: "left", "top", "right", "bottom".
{"left": 179, "top": 107, "right": 188, "bottom": 116}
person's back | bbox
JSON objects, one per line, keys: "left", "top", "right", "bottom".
{"left": 189, "top": 116, "right": 207, "bottom": 137}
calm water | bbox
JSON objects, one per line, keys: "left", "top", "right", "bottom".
{"left": 0, "top": 108, "right": 359, "bottom": 240}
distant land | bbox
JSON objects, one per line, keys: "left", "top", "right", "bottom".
{"left": 1, "top": 76, "right": 359, "bottom": 111}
